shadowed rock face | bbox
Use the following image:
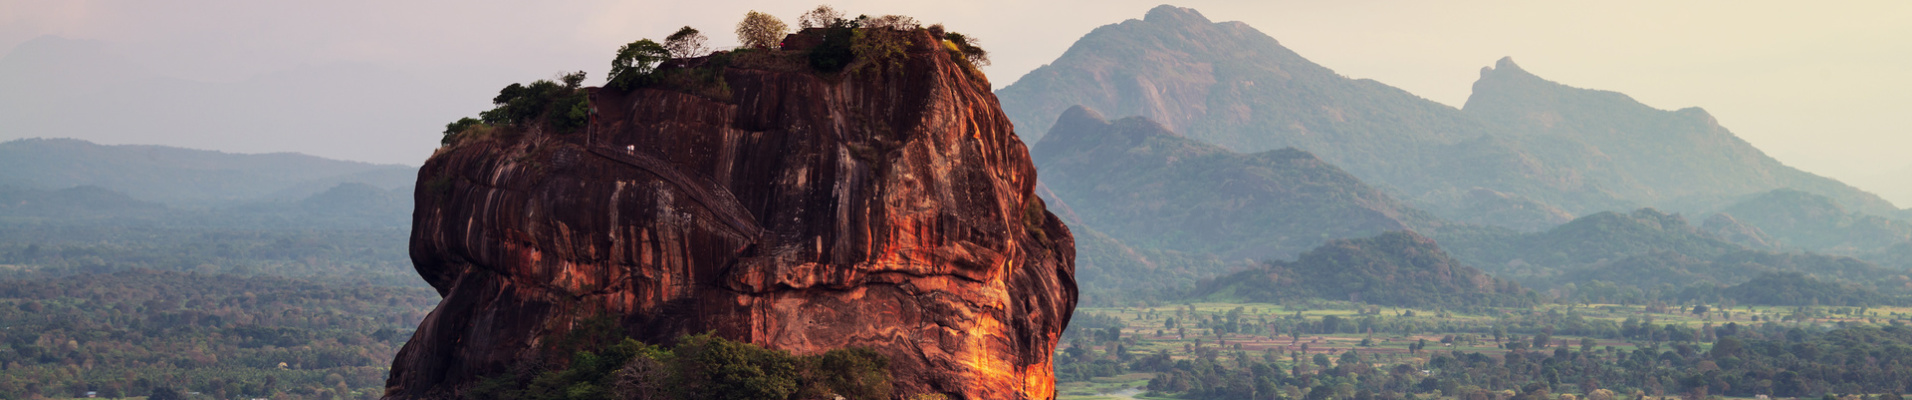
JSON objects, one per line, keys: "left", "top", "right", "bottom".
{"left": 387, "top": 30, "right": 1076, "bottom": 400}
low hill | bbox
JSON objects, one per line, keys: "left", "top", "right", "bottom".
{"left": 1034, "top": 106, "right": 1440, "bottom": 291}
{"left": 1863, "top": 242, "right": 1912, "bottom": 270}
{"left": 1435, "top": 208, "right": 1910, "bottom": 302}
{"left": 1722, "top": 272, "right": 1894, "bottom": 306}
{"left": 1063, "top": 221, "right": 1231, "bottom": 301}
{"left": 0, "top": 138, "right": 415, "bottom": 205}
{"left": 1194, "top": 231, "right": 1531, "bottom": 308}
{"left": 1555, "top": 250, "right": 1891, "bottom": 294}
{"left": 0, "top": 185, "right": 163, "bottom": 219}
{"left": 1713, "top": 189, "right": 1912, "bottom": 254}
{"left": 1698, "top": 213, "right": 1780, "bottom": 250}
{"left": 1437, "top": 209, "right": 1742, "bottom": 276}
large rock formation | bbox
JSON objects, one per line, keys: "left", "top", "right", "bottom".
{"left": 387, "top": 29, "right": 1076, "bottom": 399}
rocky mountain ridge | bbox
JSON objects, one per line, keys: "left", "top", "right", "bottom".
{"left": 999, "top": 5, "right": 1904, "bottom": 233}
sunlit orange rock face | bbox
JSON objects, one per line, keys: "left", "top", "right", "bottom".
{"left": 386, "top": 30, "right": 1076, "bottom": 400}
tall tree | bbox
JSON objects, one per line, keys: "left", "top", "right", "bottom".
{"left": 735, "top": 11, "right": 788, "bottom": 49}
{"left": 663, "top": 26, "right": 708, "bottom": 59}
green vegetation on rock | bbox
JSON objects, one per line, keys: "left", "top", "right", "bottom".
{"left": 469, "top": 330, "right": 892, "bottom": 400}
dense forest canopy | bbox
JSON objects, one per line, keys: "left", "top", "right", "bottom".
{"left": 0, "top": 268, "right": 435, "bottom": 399}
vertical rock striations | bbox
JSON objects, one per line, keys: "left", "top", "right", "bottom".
{"left": 388, "top": 29, "right": 1076, "bottom": 399}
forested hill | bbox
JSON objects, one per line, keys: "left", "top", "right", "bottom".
{"left": 1464, "top": 57, "right": 1902, "bottom": 218}
{"left": 1034, "top": 106, "right": 1439, "bottom": 294}
{"left": 1194, "top": 231, "right": 1532, "bottom": 308}
{"left": 0, "top": 138, "right": 415, "bottom": 205}
{"left": 1712, "top": 189, "right": 1912, "bottom": 256}
{"left": 1433, "top": 208, "right": 1912, "bottom": 304}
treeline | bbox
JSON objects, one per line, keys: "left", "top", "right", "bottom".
{"left": 0, "top": 226, "right": 413, "bottom": 281}
{"left": 1060, "top": 319, "right": 1912, "bottom": 399}
{"left": 1077, "top": 207, "right": 1912, "bottom": 309}
{"left": 0, "top": 268, "right": 438, "bottom": 399}
{"left": 1552, "top": 271, "right": 1906, "bottom": 308}
{"left": 468, "top": 319, "right": 893, "bottom": 400}
{"left": 1069, "top": 306, "right": 1618, "bottom": 352}
{"left": 1436, "top": 209, "right": 1912, "bottom": 307}
{"left": 441, "top": 5, "right": 992, "bottom": 149}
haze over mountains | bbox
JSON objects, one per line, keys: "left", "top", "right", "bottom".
{"left": 0, "top": 36, "right": 468, "bottom": 165}
{"left": 1006, "top": 5, "right": 1912, "bottom": 301}
{"left": 9, "top": 5, "right": 1912, "bottom": 399}
{"left": 1463, "top": 57, "right": 1902, "bottom": 218}
{"left": 0, "top": 138, "right": 416, "bottom": 232}
{"left": 1035, "top": 106, "right": 1439, "bottom": 262}
{"left": 1001, "top": 6, "right": 1904, "bottom": 232}
{"left": 3, "top": 4, "right": 1907, "bottom": 308}
{"left": 0, "top": 138, "right": 414, "bottom": 206}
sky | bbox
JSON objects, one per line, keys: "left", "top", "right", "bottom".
{"left": 1, "top": 0, "right": 1908, "bottom": 205}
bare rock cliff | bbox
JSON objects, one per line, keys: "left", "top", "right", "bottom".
{"left": 387, "top": 30, "right": 1076, "bottom": 399}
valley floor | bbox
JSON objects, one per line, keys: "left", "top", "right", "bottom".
{"left": 1057, "top": 300, "right": 1912, "bottom": 400}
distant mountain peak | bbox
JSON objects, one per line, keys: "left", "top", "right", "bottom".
{"left": 1035, "top": 105, "right": 1187, "bottom": 163}
{"left": 1494, "top": 56, "right": 1521, "bottom": 71}
{"left": 1477, "top": 56, "right": 1540, "bottom": 83}
{"left": 1056, "top": 105, "right": 1109, "bottom": 129}
{"left": 1144, "top": 5, "right": 1211, "bottom": 25}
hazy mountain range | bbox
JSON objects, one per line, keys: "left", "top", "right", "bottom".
{"left": 0, "top": 36, "right": 467, "bottom": 165}
{"left": 2, "top": 4, "right": 1906, "bottom": 307}
{"left": 1002, "top": 5, "right": 1912, "bottom": 299}
{"left": 999, "top": 6, "right": 1903, "bottom": 230}
{"left": 1035, "top": 106, "right": 1440, "bottom": 262}
{"left": 0, "top": 138, "right": 414, "bottom": 206}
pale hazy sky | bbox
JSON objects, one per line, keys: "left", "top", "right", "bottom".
{"left": 2, "top": 0, "right": 1908, "bottom": 204}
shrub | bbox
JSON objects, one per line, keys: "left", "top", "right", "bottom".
{"left": 609, "top": 39, "right": 669, "bottom": 90}
{"left": 798, "top": 5, "right": 845, "bottom": 29}
{"left": 442, "top": 117, "right": 481, "bottom": 145}
{"left": 943, "top": 31, "right": 989, "bottom": 66}
{"left": 468, "top": 332, "right": 894, "bottom": 400}
{"left": 735, "top": 11, "right": 787, "bottom": 49}
{"left": 148, "top": 387, "right": 185, "bottom": 400}
{"left": 433, "top": 70, "right": 590, "bottom": 145}
{"left": 850, "top": 16, "right": 915, "bottom": 73}
{"left": 861, "top": 14, "right": 918, "bottom": 30}
{"left": 804, "top": 347, "right": 893, "bottom": 400}
{"left": 808, "top": 19, "right": 857, "bottom": 72}
{"left": 476, "top": 74, "right": 589, "bottom": 134}
{"left": 672, "top": 334, "right": 800, "bottom": 400}
{"left": 663, "top": 26, "right": 708, "bottom": 59}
